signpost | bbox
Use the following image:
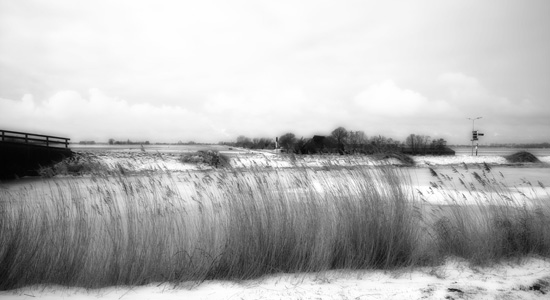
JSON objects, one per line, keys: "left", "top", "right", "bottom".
{"left": 468, "top": 117, "right": 483, "bottom": 156}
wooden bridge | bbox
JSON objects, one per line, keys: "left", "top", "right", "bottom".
{"left": 0, "top": 129, "right": 73, "bottom": 179}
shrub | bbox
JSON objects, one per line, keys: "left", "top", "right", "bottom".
{"left": 37, "top": 153, "right": 109, "bottom": 177}
{"left": 180, "top": 150, "right": 231, "bottom": 168}
{"left": 373, "top": 152, "right": 415, "bottom": 166}
{"left": 505, "top": 151, "right": 540, "bottom": 163}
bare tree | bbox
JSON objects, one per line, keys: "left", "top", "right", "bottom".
{"left": 406, "top": 134, "right": 431, "bottom": 154}
{"left": 331, "top": 127, "right": 348, "bottom": 144}
{"left": 279, "top": 133, "right": 296, "bottom": 152}
{"left": 236, "top": 135, "right": 252, "bottom": 148}
{"left": 348, "top": 130, "right": 367, "bottom": 153}
{"left": 331, "top": 127, "right": 349, "bottom": 153}
{"left": 256, "top": 137, "right": 273, "bottom": 149}
{"left": 369, "top": 135, "right": 400, "bottom": 153}
{"left": 430, "top": 138, "right": 447, "bottom": 153}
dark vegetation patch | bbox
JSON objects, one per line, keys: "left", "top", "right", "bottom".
{"left": 520, "top": 276, "right": 550, "bottom": 295}
{"left": 180, "top": 150, "right": 231, "bottom": 168}
{"left": 38, "top": 152, "right": 108, "bottom": 177}
{"left": 505, "top": 151, "right": 540, "bottom": 163}
{"left": 373, "top": 152, "right": 415, "bottom": 166}
{"left": 0, "top": 141, "right": 73, "bottom": 179}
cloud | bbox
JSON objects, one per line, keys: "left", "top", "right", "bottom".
{"left": 0, "top": 89, "right": 218, "bottom": 142}
{"left": 201, "top": 87, "right": 338, "bottom": 138}
{"left": 1, "top": 2, "right": 549, "bottom": 144}
{"left": 438, "top": 73, "right": 486, "bottom": 100}
{"left": 354, "top": 80, "right": 450, "bottom": 117}
{"left": 0, "top": 87, "right": 336, "bottom": 143}
{"left": 437, "top": 72, "right": 545, "bottom": 118}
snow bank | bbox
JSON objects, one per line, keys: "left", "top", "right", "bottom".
{"left": 2, "top": 257, "right": 548, "bottom": 299}
{"left": 415, "top": 154, "right": 550, "bottom": 166}
{"left": 413, "top": 155, "right": 508, "bottom": 166}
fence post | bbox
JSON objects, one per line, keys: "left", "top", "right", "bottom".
{"left": 25, "top": 134, "right": 28, "bottom": 143}
{"left": 46, "top": 136, "right": 49, "bottom": 147}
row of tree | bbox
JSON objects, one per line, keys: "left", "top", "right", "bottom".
{"left": 108, "top": 139, "right": 150, "bottom": 145}
{"left": 223, "top": 127, "right": 453, "bottom": 155}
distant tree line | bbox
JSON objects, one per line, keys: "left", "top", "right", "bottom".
{"left": 224, "top": 127, "right": 454, "bottom": 155}
{"left": 486, "top": 142, "right": 550, "bottom": 148}
{"left": 220, "top": 136, "right": 276, "bottom": 149}
{"left": 108, "top": 139, "right": 150, "bottom": 145}
{"left": 107, "top": 140, "right": 215, "bottom": 146}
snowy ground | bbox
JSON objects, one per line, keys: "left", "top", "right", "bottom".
{"left": 1, "top": 257, "right": 549, "bottom": 299}
{"left": 70, "top": 149, "right": 550, "bottom": 173}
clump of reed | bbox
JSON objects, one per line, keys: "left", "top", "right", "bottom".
{"left": 0, "top": 164, "right": 420, "bottom": 290}
{"left": 180, "top": 150, "right": 231, "bottom": 168}
{"left": 37, "top": 152, "right": 110, "bottom": 177}
{"left": 421, "top": 163, "right": 550, "bottom": 264}
{"left": 373, "top": 152, "right": 415, "bottom": 166}
{"left": 1, "top": 159, "right": 549, "bottom": 290}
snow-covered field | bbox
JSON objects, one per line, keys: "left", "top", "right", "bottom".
{"left": 1, "top": 257, "right": 549, "bottom": 299}
{"left": 67, "top": 149, "right": 550, "bottom": 173}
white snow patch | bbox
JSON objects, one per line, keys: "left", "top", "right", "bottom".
{"left": 413, "top": 155, "right": 508, "bottom": 166}
{"left": 1, "top": 257, "right": 548, "bottom": 300}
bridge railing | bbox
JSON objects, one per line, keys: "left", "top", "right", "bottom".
{"left": 0, "top": 129, "right": 70, "bottom": 149}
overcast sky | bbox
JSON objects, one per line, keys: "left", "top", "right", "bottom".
{"left": 1, "top": 0, "right": 549, "bottom": 144}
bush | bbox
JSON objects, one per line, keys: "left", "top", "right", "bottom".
{"left": 180, "top": 150, "right": 231, "bottom": 168}
{"left": 373, "top": 152, "right": 415, "bottom": 166}
{"left": 505, "top": 151, "right": 540, "bottom": 163}
{"left": 37, "top": 153, "right": 109, "bottom": 177}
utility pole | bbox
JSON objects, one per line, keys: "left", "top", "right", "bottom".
{"left": 468, "top": 117, "right": 482, "bottom": 156}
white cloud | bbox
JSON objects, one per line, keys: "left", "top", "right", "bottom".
{"left": 202, "top": 86, "right": 335, "bottom": 138}
{"left": 437, "top": 72, "right": 543, "bottom": 118}
{"left": 0, "top": 87, "right": 332, "bottom": 143}
{"left": 438, "top": 73, "right": 487, "bottom": 100}
{"left": 0, "top": 89, "right": 218, "bottom": 142}
{"left": 354, "top": 80, "right": 450, "bottom": 117}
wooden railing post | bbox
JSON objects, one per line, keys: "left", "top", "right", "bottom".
{"left": 46, "top": 136, "right": 49, "bottom": 147}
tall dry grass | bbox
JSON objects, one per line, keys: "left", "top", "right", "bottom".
{"left": 420, "top": 163, "right": 550, "bottom": 264}
{"left": 0, "top": 164, "right": 421, "bottom": 290}
{"left": 1, "top": 159, "right": 549, "bottom": 290}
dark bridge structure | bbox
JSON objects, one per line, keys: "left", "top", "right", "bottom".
{"left": 0, "top": 129, "right": 73, "bottom": 179}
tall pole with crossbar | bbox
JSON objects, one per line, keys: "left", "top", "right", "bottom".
{"left": 467, "top": 117, "right": 482, "bottom": 156}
